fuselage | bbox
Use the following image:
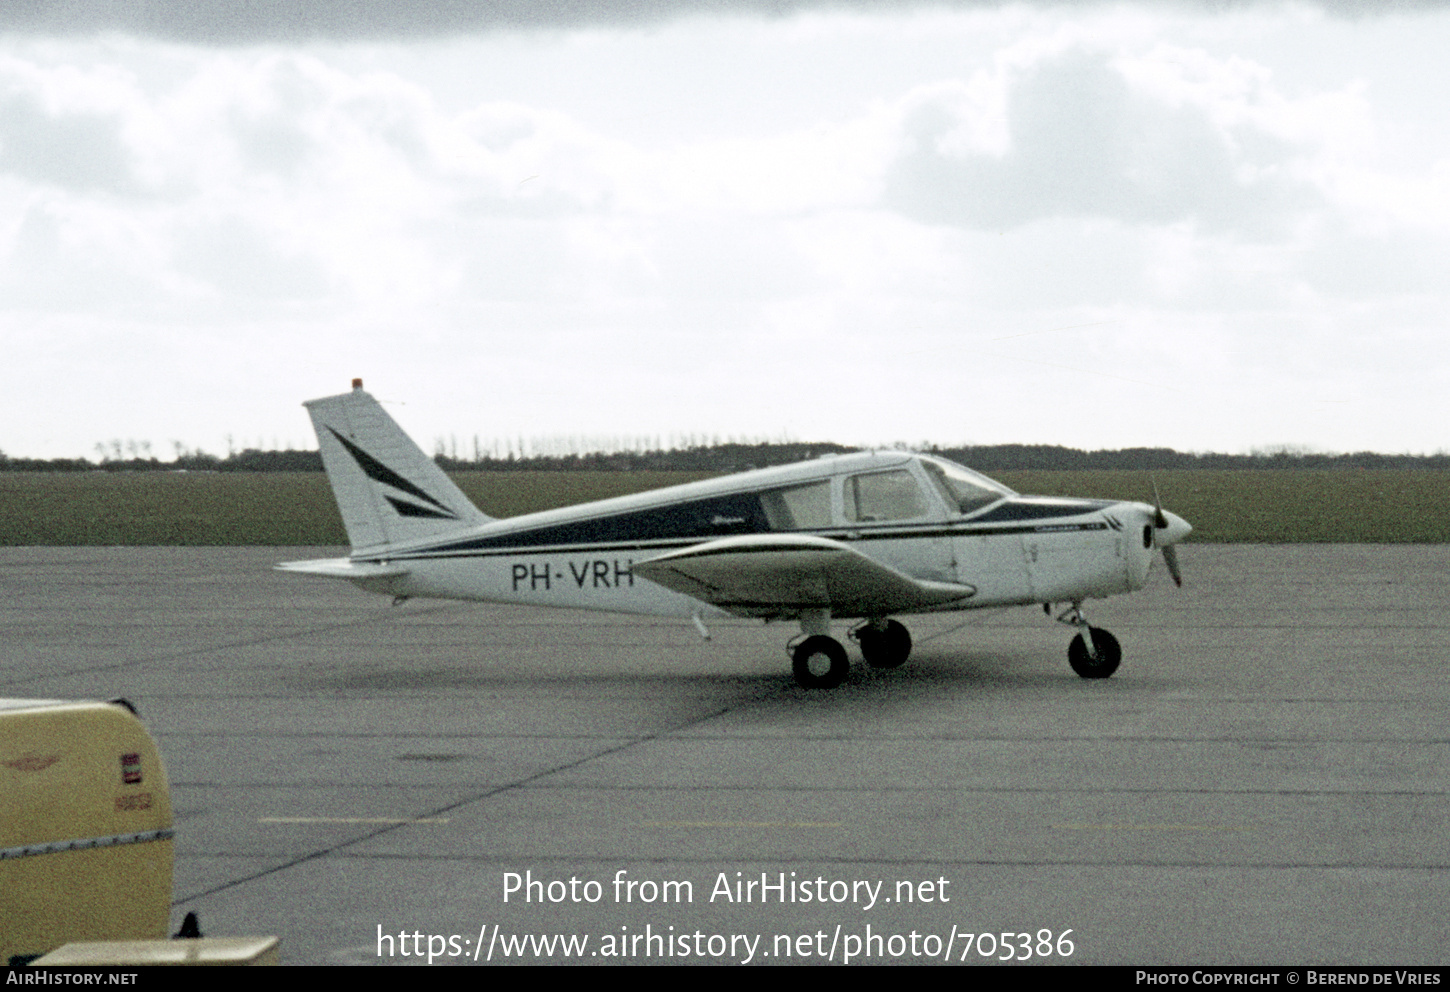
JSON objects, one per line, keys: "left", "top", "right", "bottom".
{"left": 335, "top": 451, "right": 1180, "bottom": 622}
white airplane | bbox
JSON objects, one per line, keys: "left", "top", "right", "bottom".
{"left": 278, "top": 381, "right": 1191, "bottom": 689}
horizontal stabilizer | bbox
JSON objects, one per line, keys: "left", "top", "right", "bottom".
{"left": 275, "top": 559, "right": 410, "bottom": 580}
{"left": 275, "top": 557, "right": 410, "bottom": 596}
{"left": 633, "top": 534, "right": 975, "bottom": 619}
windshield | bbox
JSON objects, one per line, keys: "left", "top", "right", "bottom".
{"left": 919, "top": 456, "right": 1015, "bottom": 515}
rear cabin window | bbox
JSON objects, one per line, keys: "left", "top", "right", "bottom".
{"left": 845, "top": 470, "right": 928, "bottom": 523}
{"left": 761, "top": 481, "right": 832, "bottom": 530}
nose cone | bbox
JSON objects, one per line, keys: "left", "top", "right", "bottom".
{"left": 1159, "top": 510, "right": 1192, "bottom": 546}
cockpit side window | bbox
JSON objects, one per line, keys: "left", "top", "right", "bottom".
{"left": 761, "top": 480, "right": 833, "bottom": 530}
{"left": 844, "top": 470, "right": 928, "bottom": 523}
{"left": 921, "top": 459, "right": 1010, "bottom": 516}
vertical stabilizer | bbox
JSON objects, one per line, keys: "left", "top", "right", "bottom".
{"left": 305, "top": 382, "right": 489, "bottom": 554}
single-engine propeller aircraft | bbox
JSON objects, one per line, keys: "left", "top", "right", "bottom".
{"left": 279, "top": 381, "right": 1191, "bottom": 689}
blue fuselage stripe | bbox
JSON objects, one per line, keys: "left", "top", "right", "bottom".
{"left": 362, "top": 514, "right": 1113, "bottom": 563}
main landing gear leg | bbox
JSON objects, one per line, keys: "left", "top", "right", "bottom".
{"left": 789, "top": 610, "right": 849, "bottom": 690}
{"left": 1054, "top": 601, "right": 1122, "bottom": 679}
{"left": 851, "top": 618, "right": 912, "bottom": 669}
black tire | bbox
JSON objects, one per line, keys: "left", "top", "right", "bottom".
{"left": 858, "top": 619, "right": 912, "bottom": 669}
{"left": 1068, "top": 627, "right": 1122, "bottom": 679}
{"left": 792, "top": 635, "right": 850, "bottom": 689}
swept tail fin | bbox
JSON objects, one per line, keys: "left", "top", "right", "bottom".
{"left": 305, "top": 382, "right": 489, "bottom": 554}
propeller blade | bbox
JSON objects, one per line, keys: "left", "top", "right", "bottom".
{"left": 1162, "top": 544, "right": 1183, "bottom": 587}
{"left": 1148, "top": 475, "right": 1184, "bottom": 587}
{"left": 1151, "top": 476, "right": 1169, "bottom": 529}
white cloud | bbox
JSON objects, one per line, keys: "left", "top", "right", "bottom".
{"left": 3, "top": 7, "right": 1450, "bottom": 457}
{"left": 883, "top": 42, "right": 1335, "bottom": 236}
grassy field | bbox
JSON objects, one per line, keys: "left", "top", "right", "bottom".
{"left": 2, "top": 469, "right": 1448, "bottom": 545}
{"left": 0, "top": 471, "right": 715, "bottom": 546}
{"left": 993, "top": 470, "right": 1450, "bottom": 543}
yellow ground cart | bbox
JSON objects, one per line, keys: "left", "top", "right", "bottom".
{"left": 1, "top": 698, "right": 174, "bottom": 965}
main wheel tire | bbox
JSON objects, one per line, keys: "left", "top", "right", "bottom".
{"left": 792, "top": 635, "right": 850, "bottom": 689}
{"left": 1068, "top": 627, "right": 1122, "bottom": 679}
{"left": 858, "top": 619, "right": 912, "bottom": 669}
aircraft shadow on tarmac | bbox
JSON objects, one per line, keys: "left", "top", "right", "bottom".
{"left": 274, "top": 645, "right": 1177, "bottom": 699}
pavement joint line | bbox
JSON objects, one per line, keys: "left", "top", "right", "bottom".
{"left": 641, "top": 821, "right": 845, "bottom": 828}
{"left": 227, "top": 852, "right": 1450, "bottom": 871}
{"left": 168, "top": 782, "right": 1450, "bottom": 796}
{"left": 258, "top": 817, "right": 452, "bottom": 824}
{"left": 150, "top": 730, "right": 1450, "bottom": 742}
{"left": 171, "top": 683, "right": 793, "bottom": 906}
{"left": 1049, "top": 823, "right": 1257, "bottom": 831}
{"left": 0, "top": 602, "right": 474, "bottom": 690}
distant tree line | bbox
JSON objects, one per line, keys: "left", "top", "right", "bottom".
{"left": 432, "top": 440, "right": 860, "bottom": 473}
{"left": 924, "top": 444, "right": 1450, "bottom": 472}
{"left": 2, "top": 442, "right": 1449, "bottom": 473}
{"left": 0, "top": 448, "right": 323, "bottom": 472}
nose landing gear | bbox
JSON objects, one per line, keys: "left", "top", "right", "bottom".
{"left": 1053, "top": 601, "right": 1122, "bottom": 679}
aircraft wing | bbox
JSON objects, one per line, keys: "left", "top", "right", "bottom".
{"left": 632, "top": 534, "right": 975, "bottom": 619}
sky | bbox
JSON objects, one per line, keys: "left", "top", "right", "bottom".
{"left": 3, "top": 0, "right": 1449, "bottom": 460}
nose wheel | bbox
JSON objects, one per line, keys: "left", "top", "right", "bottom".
{"left": 1067, "top": 627, "right": 1121, "bottom": 678}
{"left": 1054, "top": 602, "right": 1122, "bottom": 679}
